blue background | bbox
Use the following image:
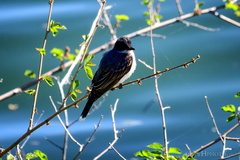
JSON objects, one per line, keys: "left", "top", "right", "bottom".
{"left": 0, "top": 0, "right": 239, "bottom": 159}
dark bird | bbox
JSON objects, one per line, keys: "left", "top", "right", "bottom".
{"left": 80, "top": 37, "right": 136, "bottom": 119}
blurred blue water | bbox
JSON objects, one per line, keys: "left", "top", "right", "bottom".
{"left": 0, "top": 0, "right": 240, "bottom": 160}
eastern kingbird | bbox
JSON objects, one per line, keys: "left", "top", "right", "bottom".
{"left": 80, "top": 37, "right": 136, "bottom": 118}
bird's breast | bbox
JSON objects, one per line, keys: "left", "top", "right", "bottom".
{"left": 118, "top": 50, "right": 136, "bottom": 84}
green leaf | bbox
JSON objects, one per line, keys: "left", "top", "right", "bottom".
{"left": 24, "top": 89, "right": 36, "bottom": 95}
{"left": 71, "top": 91, "right": 77, "bottom": 101}
{"left": 226, "top": 114, "right": 236, "bottom": 122}
{"left": 72, "top": 80, "right": 80, "bottom": 90}
{"left": 25, "top": 152, "right": 38, "bottom": 159}
{"left": 75, "top": 49, "right": 80, "bottom": 54}
{"left": 42, "top": 76, "right": 54, "bottom": 86}
{"left": 50, "top": 48, "right": 64, "bottom": 59}
{"left": 143, "top": 11, "right": 150, "bottom": 17}
{"left": 7, "top": 154, "right": 16, "bottom": 160}
{"left": 75, "top": 89, "right": 82, "bottom": 93}
{"left": 84, "top": 55, "right": 95, "bottom": 65}
{"left": 24, "top": 70, "right": 36, "bottom": 79}
{"left": 82, "top": 35, "right": 89, "bottom": 42}
{"left": 134, "top": 150, "right": 152, "bottom": 158}
{"left": 150, "top": 150, "right": 162, "bottom": 157}
{"left": 168, "top": 147, "right": 182, "bottom": 154}
{"left": 84, "top": 66, "right": 94, "bottom": 80}
{"left": 222, "top": 105, "right": 236, "bottom": 113}
{"left": 147, "top": 142, "right": 163, "bottom": 150}
{"left": 115, "top": 14, "right": 129, "bottom": 20}
{"left": 36, "top": 48, "right": 46, "bottom": 56}
{"left": 50, "top": 20, "right": 67, "bottom": 37}
{"left": 141, "top": 0, "right": 151, "bottom": 5}
{"left": 196, "top": 2, "right": 204, "bottom": 8}
{"left": 154, "top": 14, "right": 163, "bottom": 20}
{"left": 234, "top": 92, "right": 240, "bottom": 98}
{"left": 34, "top": 150, "right": 48, "bottom": 160}
{"left": 86, "top": 62, "right": 96, "bottom": 66}
{"left": 67, "top": 53, "right": 76, "bottom": 60}
{"left": 235, "top": 10, "right": 240, "bottom": 17}
{"left": 225, "top": 3, "right": 239, "bottom": 11}
{"left": 146, "top": 19, "right": 154, "bottom": 25}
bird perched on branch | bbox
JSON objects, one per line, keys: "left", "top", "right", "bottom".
{"left": 81, "top": 37, "right": 136, "bottom": 119}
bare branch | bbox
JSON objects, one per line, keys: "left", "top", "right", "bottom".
{"left": 44, "top": 137, "right": 63, "bottom": 151}
{"left": 94, "top": 99, "right": 126, "bottom": 160}
{"left": 224, "top": 152, "right": 240, "bottom": 160}
{"left": 204, "top": 96, "right": 223, "bottom": 142}
{"left": 73, "top": 115, "right": 103, "bottom": 160}
{"left": 50, "top": 96, "right": 83, "bottom": 148}
{"left": 188, "top": 122, "right": 240, "bottom": 158}
{"left": 148, "top": 0, "right": 169, "bottom": 156}
{"left": 28, "top": 0, "right": 55, "bottom": 131}
{"left": 138, "top": 59, "right": 154, "bottom": 71}
{"left": 113, "top": 55, "right": 201, "bottom": 90}
{"left": 211, "top": 11, "right": 240, "bottom": 27}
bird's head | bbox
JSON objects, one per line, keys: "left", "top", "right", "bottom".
{"left": 113, "top": 37, "right": 135, "bottom": 51}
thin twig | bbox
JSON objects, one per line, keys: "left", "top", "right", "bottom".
{"left": 211, "top": 11, "right": 240, "bottom": 27}
{"left": 181, "top": 20, "right": 219, "bottom": 31}
{"left": 205, "top": 96, "right": 226, "bottom": 159}
{"left": 138, "top": 59, "right": 154, "bottom": 71}
{"left": 149, "top": 0, "right": 168, "bottom": 157}
{"left": 97, "top": 0, "right": 117, "bottom": 41}
{"left": 113, "top": 55, "right": 200, "bottom": 90}
{"left": 204, "top": 96, "right": 223, "bottom": 142}
{"left": 185, "top": 144, "right": 192, "bottom": 155}
{"left": 224, "top": 152, "right": 240, "bottom": 160}
{"left": 108, "top": 143, "right": 126, "bottom": 160}
{"left": 16, "top": 145, "right": 23, "bottom": 160}
{"left": 21, "top": 111, "right": 45, "bottom": 149}
{"left": 188, "top": 122, "right": 240, "bottom": 158}
{"left": 28, "top": 0, "right": 54, "bottom": 131}
{"left": 73, "top": 115, "right": 103, "bottom": 160}
{"left": 50, "top": 96, "right": 83, "bottom": 148}
{"left": 94, "top": 99, "right": 126, "bottom": 160}
{"left": 175, "top": 0, "right": 183, "bottom": 16}
{"left": 44, "top": 137, "right": 63, "bottom": 151}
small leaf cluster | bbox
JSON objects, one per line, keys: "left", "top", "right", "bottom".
{"left": 224, "top": 1, "right": 240, "bottom": 17}
{"left": 221, "top": 92, "right": 240, "bottom": 122}
{"left": 71, "top": 55, "right": 96, "bottom": 101}
{"left": 71, "top": 79, "right": 81, "bottom": 101}
{"left": 25, "top": 150, "right": 48, "bottom": 160}
{"left": 134, "top": 142, "right": 196, "bottom": 160}
{"left": 141, "top": 0, "right": 164, "bottom": 25}
{"left": 49, "top": 20, "right": 67, "bottom": 37}
{"left": 50, "top": 48, "right": 76, "bottom": 61}
{"left": 24, "top": 70, "right": 54, "bottom": 95}
{"left": 115, "top": 14, "right": 130, "bottom": 28}
{"left": 0, "top": 150, "right": 47, "bottom": 160}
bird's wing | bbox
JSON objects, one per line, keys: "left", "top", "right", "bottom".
{"left": 90, "top": 52, "right": 133, "bottom": 101}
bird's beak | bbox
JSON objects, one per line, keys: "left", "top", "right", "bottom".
{"left": 130, "top": 47, "right": 135, "bottom": 50}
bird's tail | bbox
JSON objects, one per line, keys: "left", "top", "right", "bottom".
{"left": 80, "top": 98, "right": 94, "bottom": 119}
